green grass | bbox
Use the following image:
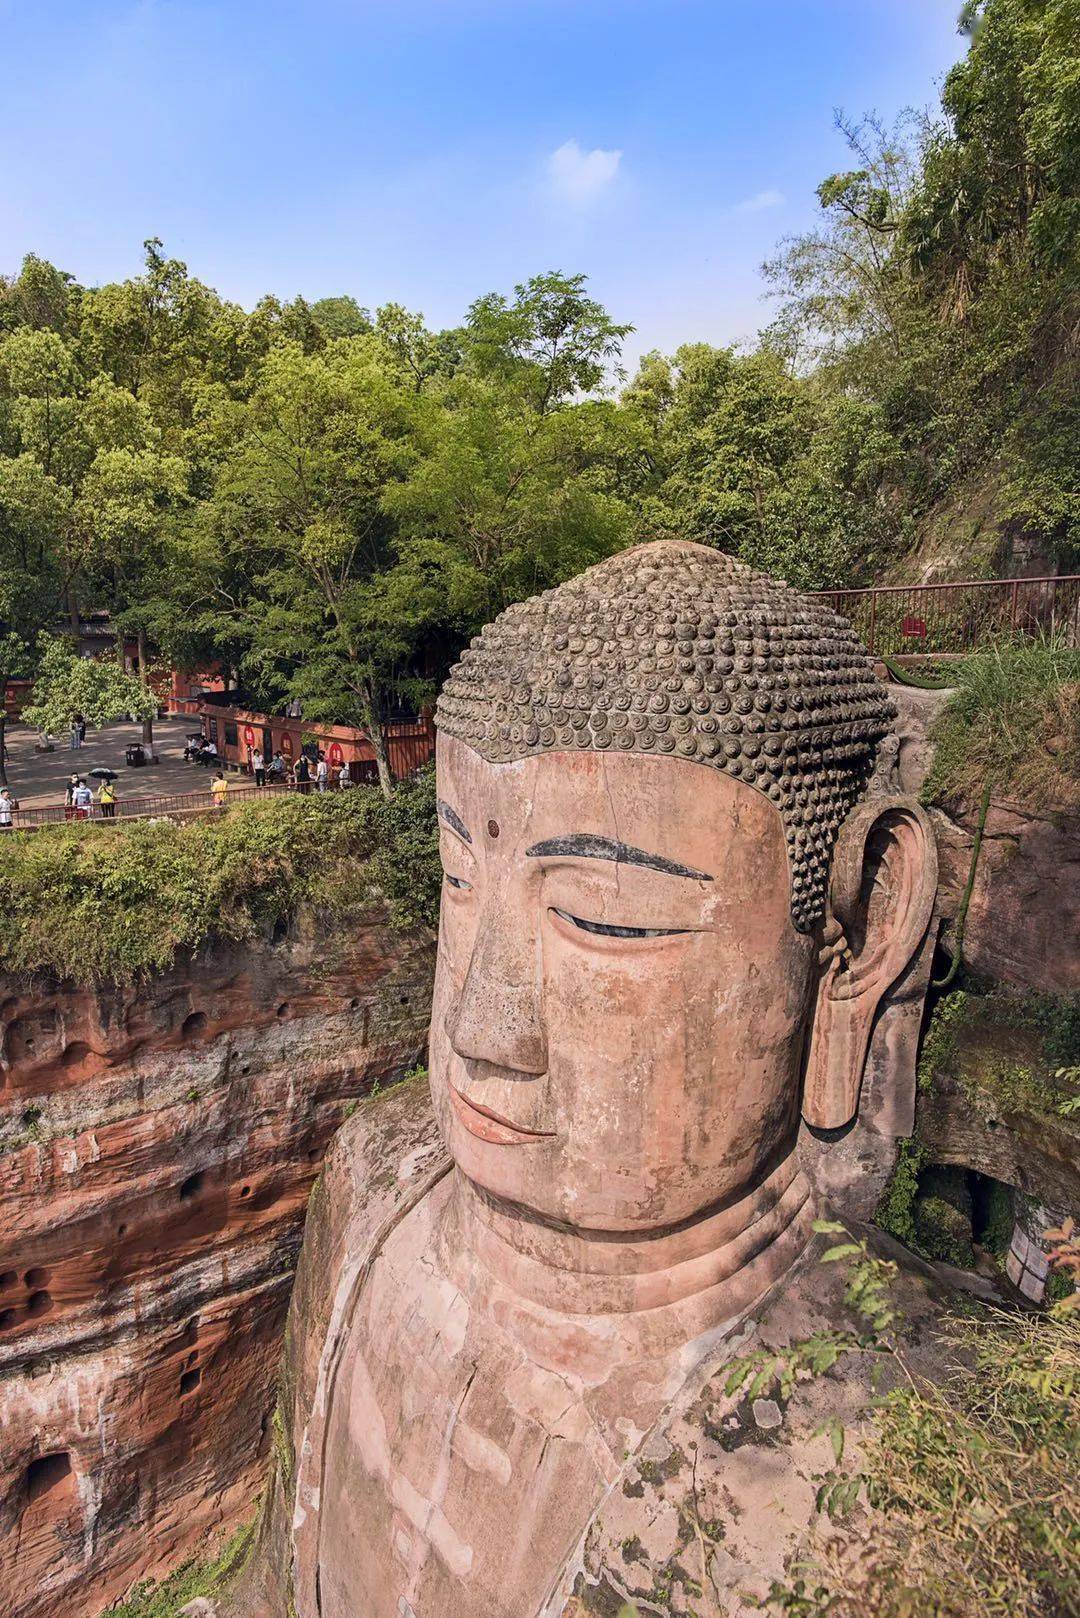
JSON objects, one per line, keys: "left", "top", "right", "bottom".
{"left": 103, "top": 1515, "right": 256, "bottom": 1618}
{"left": 0, "top": 767, "right": 440, "bottom": 984}
{"left": 922, "top": 637, "right": 1080, "bottom": 810}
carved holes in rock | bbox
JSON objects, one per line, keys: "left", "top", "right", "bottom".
{"left": 0, "top": 1270, "right": 16, "bottom": 1291}
{"left": 0, "top": 1308, "right": 16, "bottom": 1331}
{"left": 181, "top": 1012, "right": 208, "bottom": 1043}
{"left": 26, "top": 1290, "right": 53, "bottom": 1319}
{"left": 179, "top": 1171, "right": 205, "bottom": 1201}
{"left": 25, "top": 1452, "right": 72, "bottom": 1505}
{"left": 23, "top": 1267, "right": 49, "bottom": 1288}
{"left": 117, "top": 1224, "right": 128, "bottom": 1238}
{"left": 276, "top": 1003, "right": 290, "bottom": 1021}
{"left": 179, "top": 1367, "right": 202, "bottom": 1397}
{"left": 348, "top": 997, "right": 361, "bottom": 1011}
{"left": 239, "top": 1185, "right": 252, "bottom": 1200}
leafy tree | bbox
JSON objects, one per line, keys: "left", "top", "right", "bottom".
{"left": 22, "top": 635, "right": 156, "bottom": 738}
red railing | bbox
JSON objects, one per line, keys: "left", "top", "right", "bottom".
{"left": 7, "top": 781, "right": 360, "bottom": 830}
{"left": 811, "top": 575, "right": 1080, "bottom": 656}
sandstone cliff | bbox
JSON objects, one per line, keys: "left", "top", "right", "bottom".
{"left": 0, "top": 909, "right": 434, "bottom": 1618}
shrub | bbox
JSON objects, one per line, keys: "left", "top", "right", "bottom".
{"left": 923, "top": 637, "right": 1080, "bottom": 811}
{"left": 0, "top": 769, "right": 440, "bottom": 984}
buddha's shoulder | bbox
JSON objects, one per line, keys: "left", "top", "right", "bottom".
{"left": 550, "top": 1229, "right": 963, "bottom": 1618}
{"left": 303, "top": 1074, "right": 448, "bottom": 1272}
{"left": 282, "top": 1078, "right": 449, "bottom": 1408}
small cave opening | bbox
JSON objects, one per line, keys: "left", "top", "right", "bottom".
{"left": 0, "top": 1270, "right": 17, "bottom": 1290}
{"left": 0, "top": 1308, "right": 17, "bottom": 1331}
{"left": 181, "top": 1012, "right": 208, "bottom": 1043}
{"left": 276, "top": 1002, "right": 290, "bottom": 1021}
{"left": 26, "top": 1290, "right": 53, "bottom": 1319}
{"left": 239, "top": 1184, "right": 252, "bottom": 1200}
{"left": 271, "top": 917, "right": 289, "bottom": 945}
{"left": 61, "top": 1041, "right": 92, "bottom": 1069}
{"left": 179, "top": 1367, "right": 202, "bottom": 1397}
{"left": 24, "top": 1267, "right": 49, "bottom": 1288}
{"left": 179, "top": 1171, "right": 205, "bottom": 1201}
{"left": 117, "top": 1224, "right": 127, "bottom": 1238}
{"left": 26, "top": 1452, "right": 72, "bottom": 1504}
{"left": 348, "top": 996, "right": 361, "bottom": 1011}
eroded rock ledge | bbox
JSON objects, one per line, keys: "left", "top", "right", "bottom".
{"left": 0, "top": 908, "right": 434, "bottom": 1618}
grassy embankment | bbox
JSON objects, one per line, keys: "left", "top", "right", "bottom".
{"left": 0, "top": 768, "right": 440, "bottom": 985}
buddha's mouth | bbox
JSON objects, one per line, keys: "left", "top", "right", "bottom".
{"left": 448, "top": 1084, "right": 556, "bottom": 1146}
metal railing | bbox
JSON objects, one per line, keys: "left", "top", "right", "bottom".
{"left": 810, "top": 574, "right": 1080, "bottom": 656}
{"left": 5, "top": 780, "right": 358, "bottom": 831}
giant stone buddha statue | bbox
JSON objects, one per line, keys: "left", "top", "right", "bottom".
{"left": 243, "top": 540, "right": 943, "bottom": 1618}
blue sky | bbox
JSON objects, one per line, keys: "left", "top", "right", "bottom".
{"left": 1, "top": 0, "right": 968, "bottom": 367}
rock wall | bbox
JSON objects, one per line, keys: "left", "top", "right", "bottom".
{"left": 0, "top": 909, "right": 435, "bottom": 1618}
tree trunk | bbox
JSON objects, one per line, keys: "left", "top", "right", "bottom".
{"left": 137, "top": 625, "right": 153, "bottom": 746}
{"left": 361, "top": 684, "right": 394, "bottom": 799}
{"left": 0, "top": 710, "right": 8, "bottom": 788}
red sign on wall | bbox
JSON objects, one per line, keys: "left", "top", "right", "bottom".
{"left": 279, "top": 731, "right": 294, "bottom": 758}
{"left": 902, "top": 615, "right": 928, "bottom": 639}
{"left": 327, "top": 742, "right": 344, "bottom": 767}
{"left": 243, "top": 725, "right": 256, "bottom": 749}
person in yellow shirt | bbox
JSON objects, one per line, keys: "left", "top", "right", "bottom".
{"left": 97, "top": 780, "right": 117, "bottom": 819}
{"left": 210, "top": 770, "right": 229, "bottom": 808}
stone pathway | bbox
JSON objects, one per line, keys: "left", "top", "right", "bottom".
{"left": 2, "top": 717, "right": 227, "bottom": 811}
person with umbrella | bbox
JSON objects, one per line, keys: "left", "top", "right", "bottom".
{"left": 97, "top": 778, "right": 118, "bottom": 819}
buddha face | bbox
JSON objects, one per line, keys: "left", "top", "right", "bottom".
{"left": 430, "top": 731, "right": 818, "bottom": 1234}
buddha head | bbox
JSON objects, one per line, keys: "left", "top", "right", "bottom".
{"left": 431, "top": 541, "right": 936, "bottom": 1235}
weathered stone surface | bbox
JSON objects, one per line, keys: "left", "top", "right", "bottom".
{"left": 932, "top": 799, "right": 1080, "bottom": 993}
{"left": 242, "top": 543, "right": 944, "bottom": 1618}
{"left": 0, "top": 908, "right": 434, "bottom": 1618}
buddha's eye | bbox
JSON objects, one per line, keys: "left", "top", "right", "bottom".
{"left": 445, "top": 874, "right": 472, "bottom": 891}
{"left": 551, "top": 907, "right": 691, "bottom": 939}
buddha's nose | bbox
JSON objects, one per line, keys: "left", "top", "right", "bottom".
{"left": 447, "top": 885, "right": 548, "bottom": 1077}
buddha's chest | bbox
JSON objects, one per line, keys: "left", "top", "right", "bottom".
{"left": 314, "top": 1206, "right": 634, "bottom": 1618}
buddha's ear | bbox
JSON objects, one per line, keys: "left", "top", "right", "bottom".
{"left": 802, "top": 796, "right": 937, "bottom": 1131}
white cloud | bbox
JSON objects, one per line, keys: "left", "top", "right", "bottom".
{"left": 546, "top": 139, "right": 622, "bottom": 207}
{"left": 732, "top": 188, "right": 785, "bottom": 215}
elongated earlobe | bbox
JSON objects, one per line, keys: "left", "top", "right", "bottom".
{"left": 802, "top": 797, "right": 937, "bottom": 1130}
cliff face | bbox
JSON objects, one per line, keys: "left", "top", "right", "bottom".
{"left": 0, "top": 909, "right": 434, "bottom": 1618}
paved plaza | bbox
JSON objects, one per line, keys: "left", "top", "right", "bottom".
{"left": 3, "top": 717, "right": 228, "bottom": 811}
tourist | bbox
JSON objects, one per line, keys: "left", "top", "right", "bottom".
{"left": 73, "top": 779, "right": 93, "bottom": 819}
{"left": 70, "top": 717, "right": 81, "bottom": 750}
{"left": 0, "top": 788, "right": 17, "bottom": 829}
{"left": 316, "top": 754, "right": 329, "bottom": 793}
{"left": 64, "top": 773, "right": 80, "bottom": 820}
{"left": 211, "top": 770, "right": 229, "bottom": 808}
{"left": 97, "top": 779, "right": 117, "bottom": 819}
{"left": 269, "top": 750, "right": 286, "bottom": 783}
{"left": 295, "top": 756, "right": 311, "bottom": 796}
{"left": 337, "top": 761, "right": 352, "bottom": 790}
{"left": 77, "top": 715, "right": 87, "bottom": 745}
{"left": 251, "top": 745, "right": 266, "bottom": 788}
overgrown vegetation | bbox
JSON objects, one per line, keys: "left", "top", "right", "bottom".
{"left": 915, "top": 984, "right": 1080, "bottom": 1124}
{"left": 761, "top": 1305, "right": 1080, "bottom": 1618}
{"left": 105, "top": 1514, "right": 256, "bottom": 1618}
{"left": 923, "top": 638, "right": 1080, "bottom": 810}
{"left": 728, "top": 1233, "right": 1080, "bottom": 1618}
{"left": 0, "top": 769, "right": 440, "bottom": 984}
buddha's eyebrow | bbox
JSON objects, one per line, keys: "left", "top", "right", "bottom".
{"left": 437, "top": 799, "right": 472, "bottom": 844}
{"left": 524, "top": 835, "right": 712, "bottom": 882}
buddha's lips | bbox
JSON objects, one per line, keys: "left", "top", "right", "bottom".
{"left": 448, "top": 1084, "right": 556, "bottom": 1145}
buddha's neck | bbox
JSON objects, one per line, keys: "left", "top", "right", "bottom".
{"left": 441, "top": 1152, "right": 816, "bottom": 1344}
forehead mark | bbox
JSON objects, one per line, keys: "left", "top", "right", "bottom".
{"left": 525, "top": 835, "right": 713, "bottom": 883}
{"left": 437, "top": 799, "right": 472, "bottom": 845}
